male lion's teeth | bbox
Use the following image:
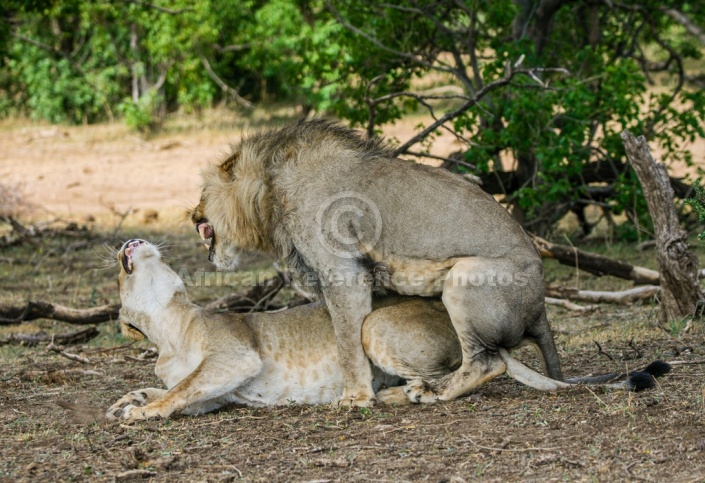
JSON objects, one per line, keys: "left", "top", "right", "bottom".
{"left": 198, "top": 223, "right": 213, "bottom": 240}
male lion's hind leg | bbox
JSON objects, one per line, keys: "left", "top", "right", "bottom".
{"left": 106, "top": 388, "right": 166, "bottom": 421}
{"left": 403, "top": 351, "right": 507, "bottom": 403}
{"left": 404, "top": 257, "right": 530, "bottom": 403}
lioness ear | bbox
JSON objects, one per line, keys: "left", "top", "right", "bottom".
{"left": 219, "top": 151, "right": 240, "bottom": 176}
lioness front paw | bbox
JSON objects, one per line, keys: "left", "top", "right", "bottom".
{"left": 106, "top": 404, "right": 148, "bottom": 421}
{"left": 337, "top": 392, "right": 376, "bottom": 408}
{"left": 403, "top": 380, "right": 440, "bottom": 404}
{"left": 106, "top": 391, "right": 149, "bottom": 421}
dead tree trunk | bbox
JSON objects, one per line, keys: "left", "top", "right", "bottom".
{"left": 621, "top": 130, "right": 705, "bottom": 322}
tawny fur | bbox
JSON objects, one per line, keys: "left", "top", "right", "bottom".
{"left": 190, "top": 119, "right": 565, "bottom": 406}
{"left": 107, "top": 241, "right": 664, "bottom": 420}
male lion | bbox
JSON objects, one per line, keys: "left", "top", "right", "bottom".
{"left": 106, "top": 240, "right": 665, "bottom": 420}
{"left": 188, "top": 120, "right": 591, "bottom": 405}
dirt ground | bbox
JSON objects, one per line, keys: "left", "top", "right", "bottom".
{"left": 0, "top": 110, "right": 464, "bottom": 220}
{"left": 1, "top": 116, "right": 705, "bottom": 482}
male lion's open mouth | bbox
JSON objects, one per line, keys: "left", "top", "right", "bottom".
{"left": 120, "top": 239, "right": 146, "bottom": 274}
{"left": 196, "top": 220, "right": 216, "bottom": 261}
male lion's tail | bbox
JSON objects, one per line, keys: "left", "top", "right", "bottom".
{"left": 565, "top": 360, "right": 672, "bottom": 391}
{"left": 499, "top": 349, "right": 670, "bottom": 392}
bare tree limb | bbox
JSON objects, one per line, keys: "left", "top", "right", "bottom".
{"left": 405, "top": 151, "right": 476, "bottom": 170}
{"left": 325, "top": 2, "right": 459, "bottom": 77}
{"left": 198, "top": 54, "right": 253, "bottom": 109}
{"left": 0, "top": 302, "right": 120, "bottom": 325}
{"left": 213, "top": 43, "right": 252, "bottom": 53}
{"left": 662, "top": 8, "right": 705, "bottom": 46}
{"left": 393, "top": 64, "right": 569, "bottom": 156}
{"left": 121, "top": 0, "right": 193, "bottom": 15}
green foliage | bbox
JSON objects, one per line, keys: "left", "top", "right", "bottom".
{"left": 313, "top": 0, "right": 705, "bottom": 234}
{"left": 686, "top": 180, "right": 705, "bottom": 240}
{"left": 118, "top": 95, "right": 157, "bottom": 133}
{"left": 1, "top": 0, "right": 704, "bottom": 235}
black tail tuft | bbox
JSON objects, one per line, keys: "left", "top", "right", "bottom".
{"left": 639, "top": 360, "right": 671, "bottom": 378}
{"left": 626, "top": 371, "right": 657, "bottom": 392}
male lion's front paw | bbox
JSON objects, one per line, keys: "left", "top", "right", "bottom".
{"left": 106, "top": 391, "right": 149, "bottom": 421}
{"left": 403, "top": 380, "right": 440, "bottom": 404}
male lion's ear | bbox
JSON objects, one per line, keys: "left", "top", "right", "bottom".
{"left": 219, "top": 151, "right": 240, "bottom": 176}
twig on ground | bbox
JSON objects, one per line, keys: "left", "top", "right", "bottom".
{"left": 115, "top": 470, "right": 157, "bottom": 481}
{"left": 0, "top": 326, "right": 99, "bottom": 346}
{"left": 83, "top": 341, "right": 137, "bottom": 354}
{"left": 102, "top": 200, "right": 132, "bottom": 240}
{"left": 46, "top": 341, "right": 92, "bottom": 364}
{"left": 628, "top": 338, "right": 643, "bottom": 359}
{"left": 665, "top": 359, "right": 705, "bottom": 366}
{"left": 545, "top": 297, "right": 598, "bottom": 312}
{"left": 462, "top": 436, "right": 561, "bottom": 452}
{"left": 593, "top": 340, "right": 615, "bottom": 361}
{"left": 21, "top": 368, "right": 103, "bottom": 381}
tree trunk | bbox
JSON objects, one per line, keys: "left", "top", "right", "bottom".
{"left": 621, "top": 130, "right": 705, "bottom": 322}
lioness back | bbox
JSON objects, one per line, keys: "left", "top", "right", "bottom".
{"left": 240, "top": 303, "right": 345, "bottom": 405}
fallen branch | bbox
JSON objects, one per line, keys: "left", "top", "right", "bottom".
{"left": 205, "top": 276, "right": 285, "bottom": 312}
{"left": 593, "top": 340, "right": 615, "bottom": 361}
{"left": 0, "top": 326, "right": 99, "bottom": 346}
{"left": 0, "top": 302, "right": 120, "bottom": 325}
{"left": 545, "top": 285, "right": 661, "bottom": 305}
{"left": 46, "top": 342, "right": 92, "bottom": 364}
{"left": 532, "top": 234, "right": 660, "bottom": 285}
{"left": 544, "top": 297, "right": 598, "bottom": 313}
{"left": 20, "top": 368, "right": 104, "bottom": 381}
{"left": 0, "top": 275, "right": 297, "bottom": 326}
{"left": 115, "top": 470, "right": 158, "bottom": 481}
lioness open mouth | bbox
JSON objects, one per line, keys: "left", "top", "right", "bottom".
{"left": 121, "top": 239, "right": 146, "bottom": 274}
{"left": 196, "top": 220, "right": 216, "bottom": 261}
